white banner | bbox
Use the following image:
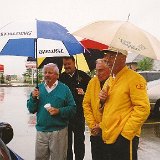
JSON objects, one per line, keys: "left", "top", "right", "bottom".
{"left": 37, "top": 38, "right": 70, "bottom": 58}
{"left": 0, "top": 20, "right": 37, "bottom": 39}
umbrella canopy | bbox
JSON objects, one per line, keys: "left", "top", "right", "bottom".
{"left": 74, "top": 20, "right": 160, "bottom": 60}
{"left": 37, "top": 49, "right": 104, "bottom": 72}
{"left": 0, "top": 20, "right": 84, "bottom": 85}
{"left": 0, "top": 20, "right": 83, "bottom": 58}
{"left": 37, "top": 54, "right": 89, "bottom": 72}
{"left": 80, "top": 39, "right": 108, "bottom": 50}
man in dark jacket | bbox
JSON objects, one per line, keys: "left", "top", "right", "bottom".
{"left": 59, "top": 56, "right": 91, "bottom": 160}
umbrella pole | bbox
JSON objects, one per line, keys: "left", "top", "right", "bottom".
{"left": 35, "top": 38, "right": 39, "bottom": 88}
{"left": 75, "top": 54, "right": 80, "bottom": 85}
{"left": 110, "top": 51, "right": 119, "bottom": 77}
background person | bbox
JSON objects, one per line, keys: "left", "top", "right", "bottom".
{"left": 27, "top": 63, "right": 76, "bottom": 160}
{"left": 83, "top": 59, "right": 110, "bottom": 160}
{"left": 59, "top": 56, "right": 91, "bottom": 160}
{"left": 99, "top": 47, "right": 150, "bottom": 160}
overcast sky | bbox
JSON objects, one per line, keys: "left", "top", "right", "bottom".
{"left": 0, "top": 0, "right": 160, "bottom": 75}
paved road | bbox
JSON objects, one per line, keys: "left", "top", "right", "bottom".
{"left": 0, "top": 87, "right": 160, "bottom": 160}
{"left": 84, "top": 123, "right": 160, "bottom": 160}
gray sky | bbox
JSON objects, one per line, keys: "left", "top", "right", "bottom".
{"left": 0, "top": 0, "right": 160, "bottom": 75}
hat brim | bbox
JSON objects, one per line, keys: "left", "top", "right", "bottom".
{"left": 103, "top": 46, "right": 128, "bottom": 56}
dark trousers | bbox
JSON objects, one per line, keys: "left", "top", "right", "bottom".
{"left": 67, "top": 121, "right": 85, "bottom": 160}
{"left": 104, "top": 135, "right": 139, "bottom": 160}
{"left": 90, "top": 135, "right": 110, "bottom": 160}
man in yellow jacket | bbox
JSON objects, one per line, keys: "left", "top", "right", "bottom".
{"left": 99, "top": 47, "right": 150, "bottom": 160}
{"left": 83, "top": 59, "right": 110, "bottom": 160}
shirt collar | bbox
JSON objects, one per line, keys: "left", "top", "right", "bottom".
{"left": 69, "top": 72, "right": 75, "bottom": 77}
{"left": 44, "top": 80, "right": 58, "bottom": 88}
{"left": 68, "top": 70, "right": 76, "bottom": 77}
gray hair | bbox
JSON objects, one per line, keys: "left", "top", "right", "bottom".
{"left": 96, "top": 59, "right": 108, "bottom": 67}
{"left": 42, "top": 63, "right": 59, "bottom": 75}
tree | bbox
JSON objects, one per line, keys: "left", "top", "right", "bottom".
{"left": 0, "top": 74, "right": 4, "bottom": 83}
{"left": 137, "top": 57, "right": 153, "bottom": 71}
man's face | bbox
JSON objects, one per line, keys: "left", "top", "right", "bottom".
{"left": 63, "top": 58, "right": 76, "bottom": 74}
{"left": 96, "top": 62, "right": 110, "bottom": 82}
{"left": 103, "top": 51, "right": 126, "bottom": 73}
{"left": 44, "top": 67, "right": 58, "bottom": 84}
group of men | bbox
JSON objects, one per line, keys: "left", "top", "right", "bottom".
{"left": 27, "top": 47, "right": 150, "bottom": 160}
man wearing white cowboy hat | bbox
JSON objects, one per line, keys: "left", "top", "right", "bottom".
{"left": 99, "top": 47, "right": 150, "bottom": 160}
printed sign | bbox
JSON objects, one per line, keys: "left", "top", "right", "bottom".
{"left": 37, "top": 38, "right": 70, "bottom": 58}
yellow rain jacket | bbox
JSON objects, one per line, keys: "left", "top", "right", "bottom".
{"left": 83, "top": 77, "right": 103, "bottom": 130}
{"left": 100, "top": 66, "right": 150, "bottom": 144}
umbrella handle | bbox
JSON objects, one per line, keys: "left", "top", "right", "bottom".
{"left": 35, "top": 86, "right": 39, "bottom": 100}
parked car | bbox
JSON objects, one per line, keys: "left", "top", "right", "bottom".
{"left": 147, "top": 79, "right": 160, "bottom": 106}
{"left": 147, "top": 79, "right": 160, "bottom": 119}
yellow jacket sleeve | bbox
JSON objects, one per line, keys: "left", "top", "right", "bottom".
{"left": 83, "top": 77, "right": 102, "bottom": 130}
{"left": 121, "top": 76, "right": 150, "bottom": 140}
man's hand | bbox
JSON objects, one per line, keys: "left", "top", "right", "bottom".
{"left": 32, "top": 88, "right": 39, "bottom": 99}
{"left": 99, "top": 88, "right": 108, "bottom": 103}
{"left": 91, "top": 124, "right": 101, "bottom": 136}
{"left": 76, "top": 88, "right": 85, "bottom": 95}
{"left": 48, "top": 107, "right": 59, "bottom": 116}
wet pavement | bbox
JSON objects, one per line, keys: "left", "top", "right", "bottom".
{"left": 138, "top": 123, "right": 160, "bottom": 160}
{"left": 0, "top": 86, "right": 160, "bottom": 160}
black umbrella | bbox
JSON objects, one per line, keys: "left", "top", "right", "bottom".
{"left": 38, "top": 49, "right": 104, "bottom": 72}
